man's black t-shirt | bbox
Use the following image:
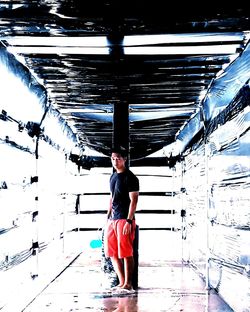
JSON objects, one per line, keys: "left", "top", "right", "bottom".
{"left": 110, "top": 169, "right": 139, "bottom": 220}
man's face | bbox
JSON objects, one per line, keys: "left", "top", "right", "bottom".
{"left": 111, "top": 152, "right": 126, "bottom": 170}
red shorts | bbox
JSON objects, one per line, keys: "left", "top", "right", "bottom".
{"left": 104, "top": 219, "right": 135, "bottom": 259}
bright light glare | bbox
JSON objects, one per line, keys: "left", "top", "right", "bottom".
{"left": 5, "top": 36, "right": 108, "bottom": 47}
{"left": 124, "top": 33, "right": 244, "bottom": 45}
{"left": 5, "top": 36, "right": 109, "bottom": 55}
{"left": 125, "top": 45, "right": 240, "bottom": 55}
{"left": 0, "top": 62, "right": 44, "bottom": 122}
{"left": 7, "top": 46, "right": 109, "bottom": 55}
{"left": 3, "top": 33, "right": 243, "bottom": 56}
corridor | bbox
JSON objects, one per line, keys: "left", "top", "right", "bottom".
{"left": 1, "top": 3, "right": 249, "bottom": 311}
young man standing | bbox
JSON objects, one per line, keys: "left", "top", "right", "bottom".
{"left": 104, "top": 149, "right": 139, "bottom": 292}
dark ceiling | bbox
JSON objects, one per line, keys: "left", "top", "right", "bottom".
{"left": 0, "top": 1, "right": 249, "bottom": 163}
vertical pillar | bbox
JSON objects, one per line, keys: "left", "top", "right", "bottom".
{"left": 107, "top": 32, "right": 130, "bottom": 165}
{"left": 31, "top": 138, "right": 40, "bottom": 279}
{"left": 205, "top": 140, "right": 210, "bottom": 290}
{"left": 202, "top": 105, "right": 211, "bottom": 290}
{"left": 132, "top": 224, "right": 139, "bottom": 289}
{"left": 113, "top": 101, "right": 129, "bottom": 163}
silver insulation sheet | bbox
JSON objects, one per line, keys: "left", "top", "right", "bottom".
{"left": 182, "top": 108, "right": 250, "bottom": 311}
{"left": 0, "top": 58, "right": 81, "bottom": 310}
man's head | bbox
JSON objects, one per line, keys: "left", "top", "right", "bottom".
{"left": 111, "top": 148, "right": 127, "bottom": 172}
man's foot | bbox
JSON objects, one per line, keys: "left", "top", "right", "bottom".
{"left": 120, "top": 284, "right": 133, "bottom": 290}
{"left": 117, "top": 287, "right": 135, "bottom": 294}
{"left": 111, "top": 284, "right": 123, "bottom": 291}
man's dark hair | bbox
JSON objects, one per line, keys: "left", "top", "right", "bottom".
{"left": 111, "top": 147, "right": 128, "bottom": 158}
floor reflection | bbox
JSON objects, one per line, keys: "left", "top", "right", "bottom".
{"left": 102, "top": 294, "right": 139, "bottom": 312}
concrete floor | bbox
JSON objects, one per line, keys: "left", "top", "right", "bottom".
{"left": 23, "top": 231, "right": 234, "bottom": 312}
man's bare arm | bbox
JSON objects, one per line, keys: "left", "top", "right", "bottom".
{"left": 107, "top": 195, "right": 112, "bottom": 219}
{"left": 127, "top": 191, "right": 139, "bottom": 220}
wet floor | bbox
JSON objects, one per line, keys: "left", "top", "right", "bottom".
{"left": 23, "top": 231, "right": 234, "bottom": 312}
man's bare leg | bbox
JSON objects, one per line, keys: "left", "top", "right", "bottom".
{"left": 121, "top": 256, "right": 134, "bottom": 290}
{"left": 111, "top": 256, "right": 125, "bottom": 287}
